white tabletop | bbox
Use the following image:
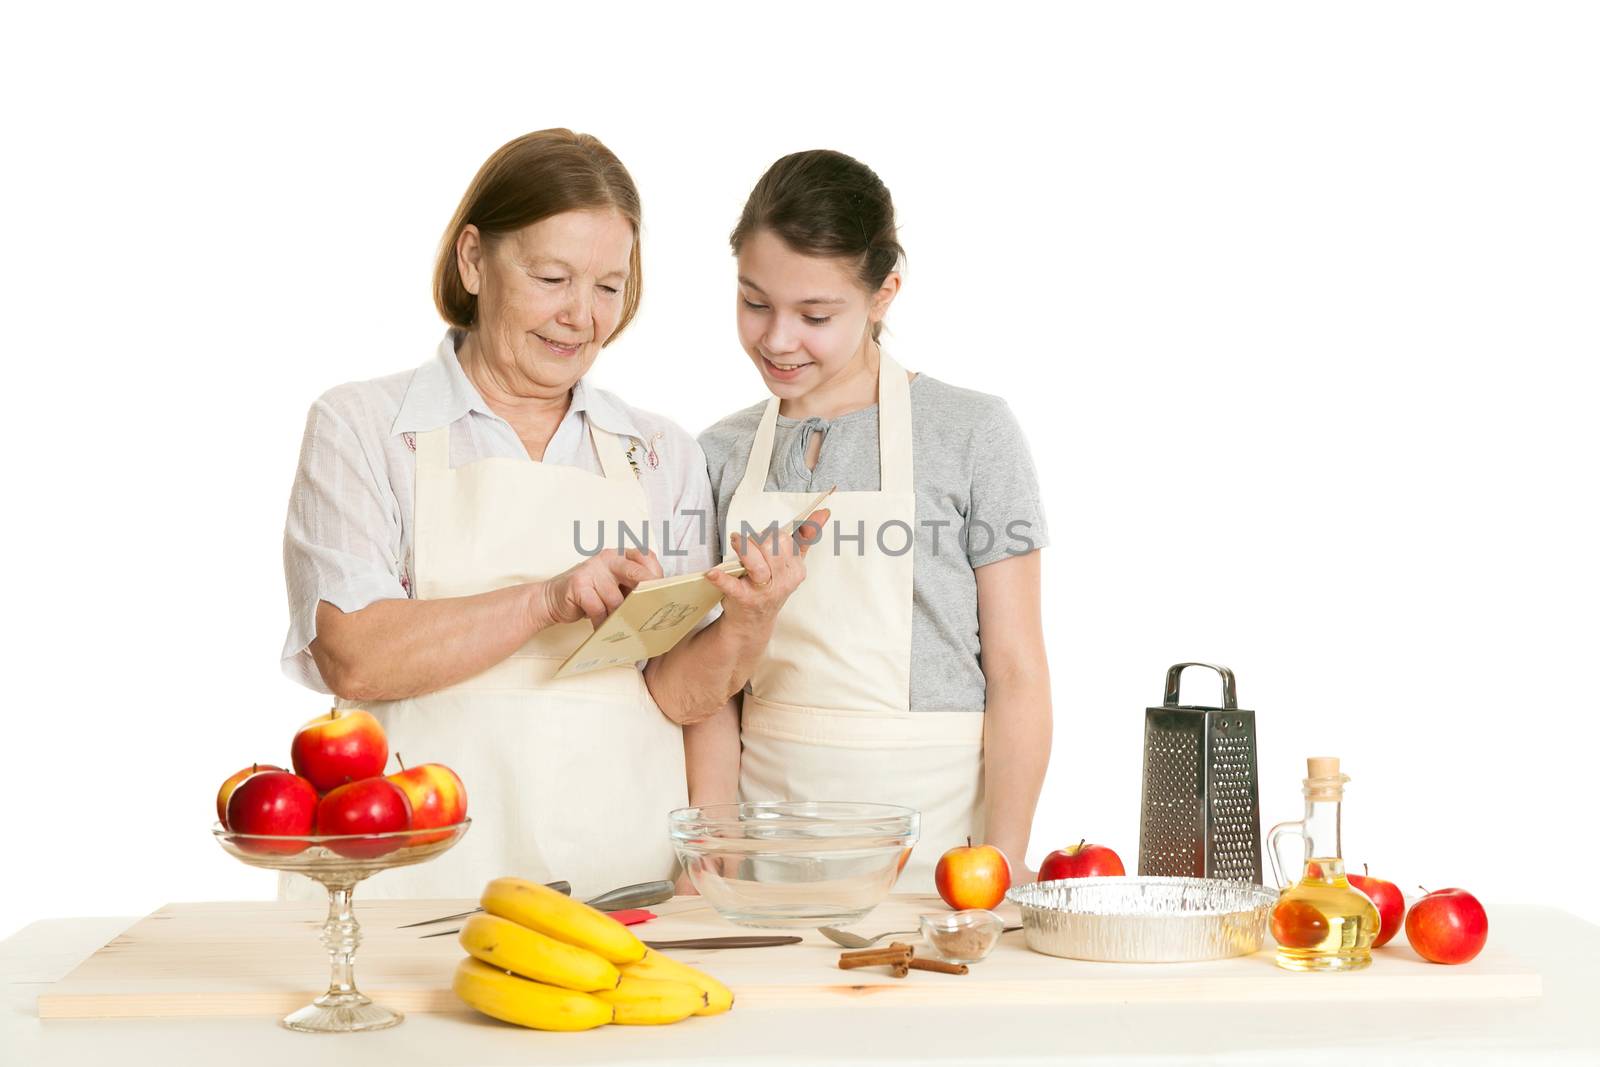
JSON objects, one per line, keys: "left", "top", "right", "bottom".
{"left": 4, "top": 904, "right": 1597, "bottom": 1065}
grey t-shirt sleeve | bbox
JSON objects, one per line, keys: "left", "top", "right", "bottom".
{"left": 964, "top": 396, "right": 1050, "bottom": 568}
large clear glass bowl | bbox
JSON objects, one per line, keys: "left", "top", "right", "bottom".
{"left": 670, "top": 801, "right": 918, "bottom": 929}
{"left": 213, "top": 819, "right": 469, "bottom": 1032}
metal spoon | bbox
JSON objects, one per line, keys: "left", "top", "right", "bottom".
{"left": 818, "top": 923, "right": 1024, "bottom": 948}
{"left": 817, "top": 926, "right": 922, "bottom": 949}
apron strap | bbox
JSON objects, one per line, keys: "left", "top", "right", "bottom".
{"left": 414, "top": 426, "right": 451, "bottom": 476}
{"left": 734, "top": 349, "right": 916, "bottom": 496}
{"left": 876, "top": 351, "right": 913, "bottom": 496}
{"left": 589, "top": 424, "right": 637, "bottom": 483}
{"left": 735, "top": 398, "right": 783, "bottom": 497}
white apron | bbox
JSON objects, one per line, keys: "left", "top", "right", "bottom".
{"left": 724, "top": 353, "right": 985, "bottom": 893}
{"left": 283, "top": 418, "right": 686, "bottom": 902}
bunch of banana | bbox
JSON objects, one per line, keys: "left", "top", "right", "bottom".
{"left": 450, "top": 876, "right": 734, "bottom": 1031}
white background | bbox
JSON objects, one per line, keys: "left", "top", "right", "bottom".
{"left": 2, "top": 2, "right": 1595, "bottom": 941}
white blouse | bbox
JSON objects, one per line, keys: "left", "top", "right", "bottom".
{"left": 281, "top": 331, "right": 720, "bottom": 693}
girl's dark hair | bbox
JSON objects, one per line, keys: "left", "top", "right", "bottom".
{"left": 730, "top": 150, "right": 903, "bottom": 339}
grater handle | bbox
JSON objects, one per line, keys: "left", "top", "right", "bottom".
{"left": 1163, "top": 663, "right": 1237, "bottom": 709}
{"left": 1266, "top": 819, "right": 1307, "bottom": 889}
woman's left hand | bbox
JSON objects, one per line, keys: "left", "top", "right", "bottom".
{"left": 702, "top": 508, "right": 830, "bottom": 634}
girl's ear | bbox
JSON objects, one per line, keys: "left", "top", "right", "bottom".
{"left": 868, "top": 271, "right": 902, "bottom": 326}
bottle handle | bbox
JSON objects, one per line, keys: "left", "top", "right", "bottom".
{"left": 1266, "top": 819, "right": 1307, "bottom": 889}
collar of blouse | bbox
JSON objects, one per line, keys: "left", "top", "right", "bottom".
{"left": 391, "top": 329, "right": 643, "bottom": 443}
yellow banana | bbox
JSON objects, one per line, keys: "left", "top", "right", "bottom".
{"left": 621, "top": 949, "right": 735, "bottom": 1015}
{"left": 481, "top": 877, "right": 647, "bottom": 965}
{"left": 459, "top": 912, "right": 620, "bottom": 992}
{"left": 451, "top": 957, "right": 613, "bottom": 1031}
{"left": 592, "top": 975, "right": 706, "bottom": 1025}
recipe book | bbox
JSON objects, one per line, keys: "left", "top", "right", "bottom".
{"left": 553, "top": 488, "right": 834, "bottom": 678}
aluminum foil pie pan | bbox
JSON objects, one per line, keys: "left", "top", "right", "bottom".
{"left": 1005, "top": 876, "right": 1278, "bottom": 963}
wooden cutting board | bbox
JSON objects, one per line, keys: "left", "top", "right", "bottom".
{"left": 36, "top": 894, "right": 1541, "bottom": 1019}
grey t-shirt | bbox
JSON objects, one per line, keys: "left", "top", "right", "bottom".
{"left": 699, "top": 374, "right": 1049, "bottom": 714}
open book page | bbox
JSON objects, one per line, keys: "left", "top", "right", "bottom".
{"left": 553, "top": 488, "right": 833, "bottom": 678}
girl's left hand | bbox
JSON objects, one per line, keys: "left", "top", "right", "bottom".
{"left": 703, "top": 509, "right": 830, "bottom": 632}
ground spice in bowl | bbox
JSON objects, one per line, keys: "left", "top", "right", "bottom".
{"left": 920, "top": 909, "right": 1004, "bottom": 963}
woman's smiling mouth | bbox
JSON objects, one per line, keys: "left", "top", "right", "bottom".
{"left": 535, "top": 332, "right": 584, "bottom": 357}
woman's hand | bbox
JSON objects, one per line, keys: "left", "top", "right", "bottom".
{"left": 702, "top": 509, "right": 830, "bottom": 634}
{"left": 537, "top": 548, "right": 662, "bottom": 628}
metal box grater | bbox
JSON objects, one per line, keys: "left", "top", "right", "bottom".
{"left": 1137, "top": 663, "right": 1263, "bottom": 884}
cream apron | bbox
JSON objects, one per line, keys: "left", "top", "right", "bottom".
{"left": 283, "top": 419, "right": 686, "bottom": 902}
{"left": 724, "top": 353, "right": 985, "bottom": 893}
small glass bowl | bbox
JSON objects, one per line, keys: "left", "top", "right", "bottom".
{"left": 920, "top": 908, "right": 1005, "bottom": 963}
{"left": 670, "top": 801, "right": 919, "bottom": 928}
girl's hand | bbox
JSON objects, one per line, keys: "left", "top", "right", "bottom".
{"left": 538, "top": 548, "right": 662, "bottom": 628}
{"left": 703, "top": 509, "right": 830, "bottom": 633}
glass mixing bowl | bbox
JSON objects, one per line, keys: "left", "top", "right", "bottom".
{"left": 670, "top": 801, "right": 919, "bottom": 928}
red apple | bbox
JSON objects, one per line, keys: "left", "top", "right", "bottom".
{"left": 386, "top": 756, "right": 467, "bottom": 844}
{"left": 315, "top": 777, "right": 413, "bottom": 858}
{"left": 1405, "top": 887, "right": 1488, "bottom": 964}
{"left": 215, "top": 763, "right": 284, "bottom": 827}
{"left": 1271, "top": 898, "right": 1329, "bottom": 949}
{"left": 1038, "top": 839, "right": 1126, "bottom": 881}
{"left": 290, "top": 707, "right": 388, "bottom": 793}
{"left": 225, "top": 771, "right": 318, "bottom": 853}
{"left": 934, "top": 838, "right": 1012, "bottom": 910}
{"left": 1347, "top": 865, "right": 1405, "bottom": 948}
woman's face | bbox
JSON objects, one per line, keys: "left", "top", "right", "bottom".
{"left": 735, "top": 227, "right": 895, "bottom": 402}
{"left": 457, "top": 208, "right": 634, "bottom": 395}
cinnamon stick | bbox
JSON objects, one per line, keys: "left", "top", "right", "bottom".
{"left": 908, "top": 956, "right": 969, "bottom": 975}
{"left": 890, "top": 961, "right": 910, "bottom": 978}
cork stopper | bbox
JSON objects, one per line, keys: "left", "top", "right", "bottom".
{"left": 1304, "top": 756, "right": 1349, "bottom": 801}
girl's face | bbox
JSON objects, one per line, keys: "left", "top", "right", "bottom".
{"left": 735, "top": 228, "right": 897, "bottom": 402}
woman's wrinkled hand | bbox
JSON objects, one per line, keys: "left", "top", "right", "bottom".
{"left": 703, "top": 509, "right": 830, "bottom": 633}
{"left": 537, "top": 548, "right": 663, "bottom": 629}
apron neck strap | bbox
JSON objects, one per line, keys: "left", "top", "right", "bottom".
{"left": 415, "top": 426, "right": 451, "bottom": 475}
{"left": 588, "top": 423, "right": 637, "bottom": 483}
{"left": 736, "top": 349, "right": 913, "bottom": 496}
{"left": 415, "top": 422, "right": 635, "bottom": 483}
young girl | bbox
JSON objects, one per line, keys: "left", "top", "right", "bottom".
{"left": 690, "top": 150, "right": 1054, "bottom": 890}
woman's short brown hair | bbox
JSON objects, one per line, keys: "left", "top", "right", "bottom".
{"left": 433, "top": 129, "right": 643, "bottom": 344}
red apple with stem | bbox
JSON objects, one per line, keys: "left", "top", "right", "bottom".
{"left": 290, "top": 707, "right": 388, "bottom": 793}
{"left": 315, "top": 778, "right": 413, "bottom": 858}
{"left": 934, "top": 838, "right": 1012, "bottom": 910}
{"left": 1405, "top": 886, "right": 1488, "bottom": 964}
{"left": 1038, "top": 839, "right": 1126, "bottom": 881}
{"left": 386, "top": 755, "right": 467, "bottom": 844}
{"left": 225, "top": 771, "right": 318, "bottom": 853}
{"left": 1347, "top": 864, "right": 1405, "bottom": 948}
{"left": 215, "top": 763, "right": 284, "bottom": 827}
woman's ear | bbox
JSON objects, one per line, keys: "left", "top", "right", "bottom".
{"left": 868, "top": 270, "right": 901, "bottom": 326}
{"left": 456, "top": 225, "right": 485, "bottom": 296}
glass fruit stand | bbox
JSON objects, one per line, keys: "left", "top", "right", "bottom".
{"left": 213, "top": 820, "right": 470, "bottom": 1032}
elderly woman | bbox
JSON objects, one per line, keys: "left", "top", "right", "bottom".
{"left": 280, "top": 130, "right": 822, "bottom": 899}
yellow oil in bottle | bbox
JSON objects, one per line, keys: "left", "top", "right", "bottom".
{"left": 1272, "top": 857, "right": 1379, "bottom": 971}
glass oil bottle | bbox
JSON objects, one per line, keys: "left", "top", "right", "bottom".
{"left": 1266, "top": 757, "right": 1379, "bottom": 972}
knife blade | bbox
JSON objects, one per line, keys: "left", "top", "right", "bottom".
{"left": 396, "top": 880, "right": 571, "bottom": 929}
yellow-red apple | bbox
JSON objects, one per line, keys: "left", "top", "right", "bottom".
{"left": 315, "top": 777, "right": 412, "bottom": 858}
{"left": 225, "top": 771, "right": 318, "bottom": 853}
{"left": 215, "top": 763, "right": 284, "bottom": 827}
{"left": 386, "top": 757, "right": 467, "bottom": 843}
{"left": 290, "top": 707, "right": 388, "bottom": 793}
{"left": 934, "top": 838, "right": 1011, "bottom": 910}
